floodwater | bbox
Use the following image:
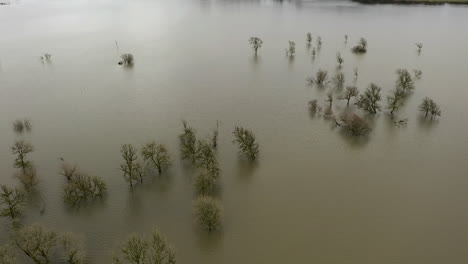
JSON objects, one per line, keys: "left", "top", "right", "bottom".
{"left": 1, "top": 0, "right": 468, "bottom": 263}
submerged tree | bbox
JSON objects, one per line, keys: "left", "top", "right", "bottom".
{"left": 307, "top": 69, "right": 329, "bottom": 86}
{"left": 13, "top": 120, "right": 24, "bottom": 133}
{"left": 395, "top": 69, "right": 415, "bottom": 95}
{"left": 344, "top": 34, "right": 348, "bottom": 44}
{"left": 285, "top": 41, "right": 295, "bottom": 57}
{"left": 0, "top": 244, "right": 16, "bottom": 264}
{"left": 341, "top": 86, "right": 359, "bottom": 106}
{"left": 233, "top": 126, "right": 259, "bottom": 161}
{"left": 119, "top": 54, "right": 134, "bottom": 65}
{"left": 419, "top": 97, "right": 441, "bottom": 118}
{"left": 338, "top": 113, "right": 370, "bottom": 136}
{"left": 15, "top": 224, "right": 58, "bottom": 264}
{"left": 415, "top": 43, "right": 423, "bottom": 54}
{"left": 11, "top": 140, "right": 34, "bottom": 172}
{"left": 196, "top": 140, "right": 219, "bottom": 177}
{"left": 211, "top": 121, "right": 219, "bottom": 149}
{"left": 249, "top": 37, "right": 263, "bottom": 55}
{"left": 308, "top": 99, "right": 319, "bottom": 114}
{"left": 0, "top": 185, "right": 26, "bottom": 220}
{"left": 306, "top": 32, "right": 312, "bottom": 45}
{"left": 311, "top": 48, "right": 316, "bottom": 60}
{"left": 353, "top": 67, "right": 359, "bottom": 80}
{"left": 193, "top": 196, "right": 223, "bottom": 232}
{"left": 120, "top": 144, "right": 141, "bottom": 187}
{"left": 14, "top": 224, "right": 85, "bottom": 264}
{"left": 336, "top": 52, "right": 344, "bottom": 67}
{"left": 325, "top": 92, "right": 333, "bottom": 107}
{"left": 113, "top": 229, "right": 176, "bottom": 264}
{"left": 194, "top": 172, "right": 217, "bottom": 196}
{"left": 316, "top": 36, "right": 322, "bottom": 49}
{"left": 352, "top": 37, "right": 367, "bottom": 54}
{"left": 179, "top": 120, "right": 198, "bottom": 164}
{"left": 60, "top": 163, "right": 78, "bottom": 181}
{"left": 387, "top": 89, "right": 404, "bottom": 116}
{"left": 141, "top": 142, "right": 172, "bottom": 175}
{"left": 64, "top": 173, "right": 106, "bottom": 205}
{"left": 332, "top": 72, "right": 345, "bottom": 89}
{"left": 355, "top": 83, "right": 382, "bottom": 114}
{"left": 413, "top": 69, "right": 423, "bottom": 79}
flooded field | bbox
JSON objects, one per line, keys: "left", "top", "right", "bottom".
{"left": 1, "top": 0, "right": 468, "bottom": 263}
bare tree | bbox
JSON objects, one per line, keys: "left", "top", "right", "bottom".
{"left": 113, "top": 229, "right": 176, "bottom": 264}
{"left": 196, "top": 140, "right": 220, "bottom": 177}
{"left": 0, "top": 185, "right": 26, "bottom": 220}
{"left": 355, "top": 83, "right": 382, "bottom": 114}
{"left": 141, "top": 142, "right": 172, "bottom": 175}
{"left": 413, "top": 69, "right": 423, "bottom": 79}
{"left": 352, "top": 37, "right": 367, "bottom": 54}
{"left": 13, "top": 120, "right": 24, "bottom": 133}
{"left": 233, "top": 126, "right": 259, "bottom": 161}
{"left": 193, "top": 196, "right": 223, "bottom": 232}
{"left": 11, "top": 140, "right": 34, "bottom": 172}
{"left": 60, "top": 232, "right": 86, "bottom": 264}
{"left": 179, "top": 120, "right": 198, "bottom": 164}
{"left": 249, "top": 37, "right": 263, "bottom": 55}
{"left": 308, "top": 99, "right": 319, "bottom": 114}
{"left": 341, "top": 86, "right": 359, "bottom": 106}
{"left": 120, "top": 144, "right": 141, "bottom": 187}
{"left": 194, "top": 172, "right": 217, "bottom": 196}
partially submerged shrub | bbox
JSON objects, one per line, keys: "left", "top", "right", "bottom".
{"left": 15, "top": 167, "right": 39, "bottom": 189}
{"left": 355, "top": 83, "right": 382, "bottom": 114}
{"left": 332, "top": 72, "right": 345, "bottom": 89}
{"left": 351, "top": 37, "right": 367, "bottom": 54}
{"left": 60, "top": 163, "right": 78, "bottom": 181}
{"left": 119, "top": 54, "right": 134, "bottom": 65}
{"left": 307, "top": 69, "right": 329, "bottom": 86}
{"left": 193, "top": 196, "right": 223, "bottom": 232}
{"left": 285, "top": 41, "right": 295, "bottom": 57}
{"left": 11, "top": 140, "right": 34, "bottom": 171}
{"left": 353, "top": 67, "right": 359, "bottom": 80}
{"left": 13, "top": 120, "right": 24, "bottom": 133}
{"left": 415, "top": 42, "right": 423, "bottom": 54}
{"left": 249, "top": 37, "right": 263, "bottom": 55}
{"left": 419, "top": 97, "right": 441, "bottom": 118}
{"left": 141, "top": 142, "right": 172, "bottom": 174}
{"left": 336, "top": 52, "right": 344, "bottom": 67}
{"left": 64, "top": 173, "right": 106, "bottom": 205}
{"left": 233, "top": 126, "right": 259, "bottom": 161}
{"left": 308, "top": 99, "right": 320, "bottom": 114}
{"left": 196, "top": 140, "right": 220, "bottom": 177}
{"left": 316, "top": 36, "right": 322, "bottom": 49}
{"left": 211, "top": 121, "right": 219, "bottom": 149}
{"left": 341, "top": 86, "right": 359, "bottom": 106}
{"left": 306, "top": 32, "right": 312, "bottom": 44}
{"left": 113, "top": 229, "right": 176, "bottom": 264}
{"left": 326, "top": 92, "right": 333, "bottom": 107}
{"left": 338, "top": 113, "right": 370, "bottom": 136}
{"left": 179, "top": 120, "right": 198, "bottom": 164}
{"left": 0, "top": 185, "right": 26, "bottom": 220}
{"left": 413, "top": 69, "right": 423, "bottom": 79}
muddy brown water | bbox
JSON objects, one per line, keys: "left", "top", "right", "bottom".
{"left": 1, "top": 0, "right": 468, "bottom": 263}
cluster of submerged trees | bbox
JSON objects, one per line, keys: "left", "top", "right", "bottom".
{"left": 0, "top": 117, "right": 259, "bottom": 262}
{"left": 248, "top": 33, "right": 440, "bottom": 137}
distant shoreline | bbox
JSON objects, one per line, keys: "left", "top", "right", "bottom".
{"left": 352, "top": 0, "right": 468, "bottom": 5}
